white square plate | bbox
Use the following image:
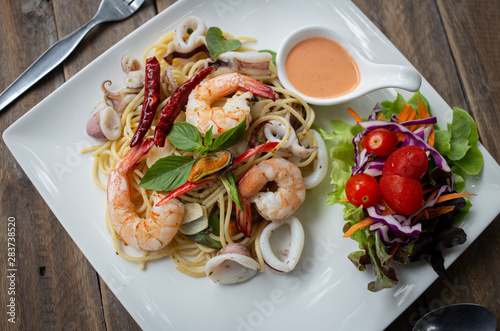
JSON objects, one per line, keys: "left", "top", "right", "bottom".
{"left": 4, "top": 0, "right": 500, "bottom": 330}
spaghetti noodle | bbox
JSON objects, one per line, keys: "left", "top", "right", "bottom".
{"left": 85, "top": 17, "right": 324, "bottom": 281}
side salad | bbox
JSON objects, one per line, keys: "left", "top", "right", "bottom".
{"left": 320, "top": 92, "right": 483, "bottom": 291}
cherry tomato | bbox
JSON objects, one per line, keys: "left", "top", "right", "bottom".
{"left": 345, "top": 173, "right": 381, "bottom": 208}
{"left": 379, "top": 175, "right": 423, "bottom": 215}
{"left": 382, "top": 145, "right": 428, "bottom": 179}
{"left": 364, "top": 128, "right": 399, "bottom": 156}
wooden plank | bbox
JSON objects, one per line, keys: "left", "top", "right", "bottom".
{"left": 0, "top": 0, "right": 101, "bottom": 330}
{"left": 437, "top": 0, "right": 500, "bottom": 161}
{"left": 430, "top": 0, "right": 500, "bottom": 325}
{"left": 157, "top": 0, "right": 179, "bottom": 13}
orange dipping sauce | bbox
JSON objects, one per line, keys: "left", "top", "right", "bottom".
{"left": 285, "top": 37, "right": 360, "bottom": 98}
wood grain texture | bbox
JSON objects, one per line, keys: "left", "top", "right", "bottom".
{"left": 438, "top": 0, "right": 500, "bottom": 161}
{"left": 0, "top": 0, "right": 498, "bottom": 330}
{"left": 0, "top": 0, "right": 104, "bottom": 330}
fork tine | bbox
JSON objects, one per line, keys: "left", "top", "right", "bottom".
{"left": 128, "top": 0, "right": 146, "bottom": 11}
{"left": 107, "top": 0, "right": 145, "bottom": 16}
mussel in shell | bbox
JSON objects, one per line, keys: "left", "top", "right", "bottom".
{"left": 188, "top": 150, "right": 234, "bottom": 182}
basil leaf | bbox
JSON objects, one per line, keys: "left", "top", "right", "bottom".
{"left": 208, "top": 209, "right": 220, "bottom": 236}
{"left": 187, "top": 229, "right": 223, "bottom": 249}
{"left": 210, "top": 117, "right": 246, "bottom": 151}
{"left": 140, "top": 156, "right": 194, "bottom": 191}
{"left": 259, "top": 49, "right": 276, "bottom": 66}
{"left": 206, "top": 27, "right": 242, "bottom": 59}
{"left": 204, "top": 126, "right": 213, "bottom": 149}
{"left": 220, "top": 170, "right": 243, "bottom": 211}
{"left": 168, "top": 122, "right": 204, "bottom": 151}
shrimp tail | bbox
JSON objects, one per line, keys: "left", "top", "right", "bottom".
{"left": 236, "top": 198, "right": 253, "bottom": 237}
{"left": 239, "top": 75, "right": 279, "bottom": 101}
{"left": 116, "top": 138, "right": 154, "bottom": 175}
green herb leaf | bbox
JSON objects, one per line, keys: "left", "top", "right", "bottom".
{"left": 206, "top": 27, "right": 242, "bottom": 59}
{"left": 140, "top": 156, "right": 194, "bottom": 191}
{"left": 220, "top": 169, "right": 243, "bottom": 211}
{"left": 210, "top": 117, "right": 247, "bottom": 151}
{"left": 208, "top": 209, "right": 220, "bottom": 236}
{"left": 187, "top": 229, "right": 223, "bottom": 249}
{"left": 259, "top": 49, "right": 276, "bottom": 66}
{"left": 204, "top": 126, "right": 213, "bottom": 149}
{"left": 168, "top": 122, "right": 204, "bottom": 152}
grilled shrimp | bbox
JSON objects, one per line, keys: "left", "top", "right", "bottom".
{"left": 185, "top": 72, "right": 278, "bottom": 137}
{"left": 107, "top": 139, "right": 185, "bottom": 251}
{"left": 238, "top": 158, "right": 306, "bottom": 221}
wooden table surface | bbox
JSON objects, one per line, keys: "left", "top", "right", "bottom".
{"left": 1, "top": 0, "right": 498, "bottom": 330}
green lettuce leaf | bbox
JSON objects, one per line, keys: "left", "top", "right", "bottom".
{"left": 324, "top": 120, "right": 361, "bottom": 204}
{"left": 434, "top": 107, "right": 483, "bottom": 175}
{"left": 449, "top": 108, "right": 472, "bottom": 160}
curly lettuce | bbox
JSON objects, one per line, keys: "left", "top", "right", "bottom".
{"left": 323, "top": 92, "right": 482, "bottom": 291}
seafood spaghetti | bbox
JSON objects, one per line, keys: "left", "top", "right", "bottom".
{"left": 83, "top": 16, "right": 328, "bottom": 283}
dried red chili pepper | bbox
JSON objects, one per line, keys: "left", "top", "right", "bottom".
{"left": 130, "top": 57, "right": 161, "bottom": 147}
{"left": 153, "top": 66, "right": 214, "bottom": 147}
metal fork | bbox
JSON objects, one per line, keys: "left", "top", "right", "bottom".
{"left": 0, "top": 0, "right": 145, "bottom": 113}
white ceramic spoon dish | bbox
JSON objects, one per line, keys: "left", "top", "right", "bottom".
{"left": 276, "top": 25, "right": 422, "bottom": 105}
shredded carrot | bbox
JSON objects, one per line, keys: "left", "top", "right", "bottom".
{"left": 387, "top": 243, "right": 401, "bottom": 265}
{"left": 435, "top": 192, "right": 476, "bottom": 204}
{"left": 343, "top": 217, "right": 376, "bottom": 238}
{"left": 417, "top": 99, "right": 435, "bottom": 146}
{"left": 406, "top": 110, "right": 417, "bottom": 122}
{"left": 417, "top": 99, "right": 430, "bottom": 118}
{"left": 414, "top": 205, "right": 456, "bottom": 222}
{"left": 425, "top": 189, "right": 439, "bottom": 202}
{"left": 406, "top": 110, "right": 419, "bottom": 131}
{"left": 397, "top": 104, "right": 411, "bottom": 123}
{"left": 377, "top": 112, "right": 385, "bottom": 120}
{"left": 428, "top": 206, "right": 455, "bottom": 218}
{"left": 338, "top": 198, "right": 349, "bottom": 202}
{"left": 423, "top": 187, "right": 437, "bottom": 195}
{"left": 396, "top": 104, "right": 416, "bottom": 141}
{"left": 348, "top": 108, "right": 363, "bottom": 122}
{"left": 428, "top": 130, "right": 435, "bottom": 147}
